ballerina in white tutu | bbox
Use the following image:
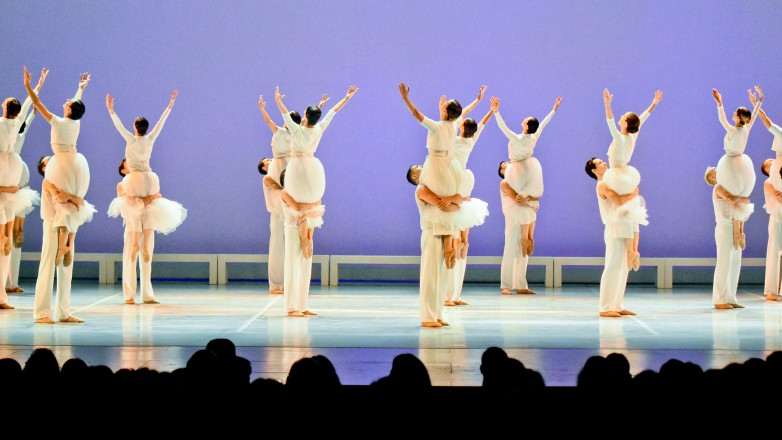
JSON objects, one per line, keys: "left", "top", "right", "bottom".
{"left": 106, "top": 90, "right": 185, "bottom": 262}
{"left": 713, "top": 86, "right": 763, "bottom": 250}
{"left": 273, "top": 85, "right": 357, "bottom": 258}
{"left": 24, "top": 67, "right": 96, "bottom": 267}
{"left": 399, "top": 82, "right": 488, "bottom": 268}
{"left": 495, "top": 94, "right": 562, "bottom": 257}
{"left": 602, "top": 88, "right": 662, "bottom": 270}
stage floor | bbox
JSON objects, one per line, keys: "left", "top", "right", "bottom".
{"left": 0, "top": 281, "right": 780, "bottom": 386}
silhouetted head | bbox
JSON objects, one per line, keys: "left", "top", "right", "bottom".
{"left": 389, "top": 353, "right": 431, "bottom": 388}
{"left": 305, "top": 105, "right": 321, "bottom": 125}
{"left": 312, "top": 354, "right": 341, "bottom": 387}
{"left": 206, "top": 338, "right": 237, "bottom": 362}
{"left": 134, "top": 117, "right": 149, "bottom": 136}
{"left": 286, "top": 357, "right": 324, "bottom": 389}
{"left": 480, "top": 346, "right": 510, "bottom": 387}
{"left": 258, "top": 157, "right": 271, "bottom": 175}
{"left": 407, "top": 164, "right": 422, "bottom": 186}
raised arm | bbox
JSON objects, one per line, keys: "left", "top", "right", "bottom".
{"left": 148, "top": 90, "right": 177, "bottom": 140}
{"left": 461, "top": 85, "right": 487, "bottom": 118}
{"left": 639, "top": 90, "right": 662, "bottom": 127}
{"left": 73, "top": 72, "right": 90, "bottom": 101}
{"left": 23, "top": 67, "right": 53, "bottom": 122}
{"left": 330, "top": 85, "right": 358, "bottom": 113}
{"left": 603, "top": 88, "right": 614, "bottom": 121}
{"left": 106, "top": 94, "right": 135, "bottom": 142}
{"left": 399, "top": 82, "right": 425, "bottom": 123}
{"left": 537, "top": 96, "right": 562, "bottom": 133}
{"left": 756, "top": 108, "right": 772, "bottom": 129}
{"left": 712, "top": 88, "right": 733, "bottom": 132}
{"left": 493, "top": 98, "right": 520, "bottom": 140}
{"left": 747, "top": 85, "right": 764, "bottom": 128}
{"left": 258, "top": 95, "right": 278, "bottom": 133}
{"left": 275, "top": 86, "right": 290, "bottom": 116}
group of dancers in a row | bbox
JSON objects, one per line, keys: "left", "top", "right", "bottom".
{"left": 0, "top": 67, "right": 186, "bottom": 320}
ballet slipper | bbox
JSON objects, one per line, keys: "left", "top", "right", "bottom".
{"left": 739, "top": 233, "right": 746, "bottom": 250}
{"left": 13, "top": 232, "right": 23, "bottom": 249}
{"left": 521, "top": 238, "right": 531, "bottom": 257}
{"left": 63, "top": 249, "right": 73, "bottom": 267}
{"left": 444, "top": 246, "right": 456, "bottom": 267}
{"left": 453, "top": 299, "right": 470, "bottom": 305}
{"left": 733, "top": 229, "right": 741, "bottom": 249}
{"left": 714, "top": 304, "right": 733, "bottom": 310}
{"left": 437, "top": 319, "right": 450, "bottom": 326}
{"left": 599, "top": 311, "right": 621, "bottom": 317}
{"left": 526, "top": 238, "right": 535, "bottom": 256}
{"left": 765, "top": 293, "right": 779, "bottom": 301}
{"left": 626, "top": 251, "right": 634, "bottom": 269}
{"left": 619, "top": 309, "right": 637, "bottom": 315}
{"left": 444, "top": 301, "right": 456, "bottom": 307}
{"left": 302, "top": 239, "right": 313, "bottom": 258}
{"left": 632, "top": 252, "right": 641, "bottom": 272}
{"left": 55, "top": 246, "right": 67, "bottom": 266}
{"left": 500, "top": 288, "right": 512, "bottom": 295}
{"left": 728, "top": 303, "right": 745, "bottom": 309}
{"left": 421, "top": 321, "right": 442, "bottom": 328}
{"left": 2, "top": 238, "right": 10, "bottom": 256}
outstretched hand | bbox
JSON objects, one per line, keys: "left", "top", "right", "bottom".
{"left": 476, "top": 85, "right": 487, "bottom": 101}
{"left": 168, "top": 89, "right": 178, "bottom": 108}
{"left": 106, "top": 93, "right": 115, "bottom": 111}
{"left": 712, "top": 88, "right": 722, "bottom": 106}
{"left": 79, "top": 72, "right": 91, "bottom": 91}
{"left": 23, "top": 66, "right": 32, "bottom": 87}
{"left": 653, "top": 90, "right": 663, "bottom": 104}
{"left": 275, "top": 86, "right": 284, "bottom": 102}
{"left": 345, "top": 85, "right": 358, "bottom": 99}
{"left": 398, "top": 82, "right": 410, "bottom": 99}
{"left": 553, "top": 96, "right": 563, "bottom": 111}
{"left": 35, "top": 68, "right": 49, "bottom": 91}
{"left": 603, "top": 88, "right": 613, "bottom": 103}
{"left": 318, "top": 93, "right": 330, "bottom": 108}
{"left": 749, "top": 85, "right": 763, "bottom": 105}
{"left": 259, "top": 95, "right": 266, "bottom": 110}
{"left": 490, "top": 96, "right": 500, "bottom": 112}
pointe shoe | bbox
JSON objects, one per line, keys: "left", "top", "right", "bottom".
{"left": 459, "top": 242, "right": 469, "bottom": 260}
{"left": 739, "top": 233, "right": 746, "bottom": 250}
{"left": 287, "top": 311, "right": 304, "bottom": 317}
{"left": 35, "top": 317, "right": 55, "bottom": 324}
{"left": 521, "top": 238, "right": 531, "bottom": 257}
{"left": 728, "top": 303, "right": 745, "bottom": 309}
{"left": 59, "top": 316, "right": 85, "bottom": 323}
{"left": 632, "top": 252, "right": 641, "bottom": 272}
{"left": 453, "top": 299, "right": 470, "bottom": 306}
{"left": 516, "top": 289, "right": 536, "bottom": 295}
{"left": 3, "top": 238, "right": 11, "bottom": 256}
{"left": 13, "top": 233, "right": 23, "bottom": 249}
{"left": 444, "top": 247, "right": 456, "bottom": 268}
{"left": 143, "top": 299, "right": 160, "bottom": 304}
{"left": 765, "top": 293, "right": 779, "bottom": 301}
{"left": 500, "top": 288, "right": 512, "bottom": 295}
{"left": 599, "top": 311, "right": 621, "bottom": 317}
{"left": 421, "top": 321, "right": 442, "bottom": 328}
{"left": 302, "top": 310, "right": 318, "bottom": 316}
{"left": 55, "top": 247, "right": 67, "bottom": 266}
{"left": 0, "top": 303, "right": 15, "bottom": 310}
{"left": 437, "top": 319, "right": 450, "bottom": 326}
{"left": 714, "top": 304, "right": 733, "bottom": 310}
{"left": 733, "top": 230, "right": 742, "bottom": 249}
{"left": 269, "top": 289, "right": 284, "bottom": 295}
{"left": 125, "top": 299, "right": 135, "bottom": 305}
{"left": 302, "top": 240, "right": 313, "bottom": 259}
{"left": 444, "top": 301, "right": 456, "bottom": 307}
{"left": 526, "top": 239, "right": 535, "bottom": 256}
{"left": 63, "top": 250, "right": 73, "bottom": 267}
{"left": 619, "top": 309, "right": 637, "bottom": 316}
{"left": 5, "top": 287, "right": 23, "bottom": 294}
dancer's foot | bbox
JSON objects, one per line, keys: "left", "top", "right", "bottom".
{"left": 270, "top": 289, "right": 284, "bottom": 295}
{"left": 59, "top": 316, "right": 85, "bottom": 323}
{"left": 437, "top": 319, "right": 450, "bottom": 326}
{"left": 5, "top": 287, "right": 23, "bottom": 293}
{"left": 302, "top": 239, "right": 313, "bottom": 259}
{"left": 143, "top": 299, "right": 160, "bottom": 305}
{"left": 444, "top": 301, "right": 456, "bottom": 306}
{"left": 739, "top": 233, "right": 746, "bottom": 250}
{"left": 714, "top": 304, "right": 733, "bottom": 310}
{"left": 500, "top": 288, "right": 512, "bottom": 295}
{"left": 619, "top": 309, "right": 637, "bottom": 315}
{"left": 599, "top": 311, "right": 621, "bottom": 317}
{"left": 302, "top": 310, "right": 318, "bottom": 316}
{"left": 453, "top": 299, "right": 470, "bottom": 306}
{"left": 766, "top": 293, "right": 779, "bottom": 301}
{"left": 728, "top": 303, "right": 745, "bottom": 309}
{"left": 632, "top": 251, "right": 641, "bottom": 272}
{"left": 35, "top": 317, "right": 55, "bottom": 324}
{"left": 444, "top": 246, "right": 456, "bottom": 268}
{"left": 421, "top": 321, "right": 442, "bottom": 328}
{"left": 1, "top": 236, "right": 9, "bottom": 256}
{"left": 13, "top": 233, "right": 23, "bottom": 249}
{"left": 0, "top": 303, "right": 15, "bottom": 310}
{"left": 125, "top": 299, "right": 135, "bottom": 305}
{"left": 63, "top": 249, "right": 73, "bottom": 267}
{"left": 526, "top": 238, "right": 535, "bottom": 256}
{"left": 516, "top": 289, "right": 536, "bottom": 295}
{"left": 454, "top": 241, "right": 464, "bottom": 260}
{"left": 459, "top": 241, "right": 469, "bottom": 260}
{"left": 287, "top": 311, "right": 304, "bottom": 317}
{"left": 521, "top": 238, "right": 531, "bottom": 257}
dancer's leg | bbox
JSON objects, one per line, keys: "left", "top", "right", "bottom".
{"left": 142, "top": 229, "right": 153, "bottom": 263}
{"left": 55, "top": 227, "right": 68, "bottom": 266}
{"left": 12, "top": 217, "right": 24, "bottom": 248}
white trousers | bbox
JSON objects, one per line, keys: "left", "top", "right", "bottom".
{"left": 420, "top": 228, "right": 447, "bottom": 322}
{"left": 0, "top": 252, "right": 9, "bottom": 305}
{"left": 764, "top": 216, "right": 782, "bottom": 295}
{"left": 445, "top": 257, "right": 466, "bottom": 302}
{"left": 268, "top": 210, "right": 285, "bottom": 292}
{"left": 500, "top": 217, "right": 529, "bottom": 290}
{"left": 123, "top": 228, "right": 155, "bottom": 302}
{"left": 283, "top": 224, "right": 311, "bottom": 313}
{"left": 6, "top": 232, "right": 21, "bottom": 289}
{"left": 713, "top": 222, "right": 741, "bottom": 305}
{"left": 599, "top": 226, "right": 629, "bottom": 313}
{"left": 34, "top": 220, "right": 74, "bottom": 320}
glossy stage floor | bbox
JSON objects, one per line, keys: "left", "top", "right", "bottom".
{"left": 0, "top": 281, "right": 780, "bottom": 387}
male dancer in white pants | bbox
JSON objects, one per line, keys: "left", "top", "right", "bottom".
{"left": 761, "top": 159, "right": 782, "bottom": 301}
{"left": 408, "top": 164, "right": 455, "bottom": 327}
{"left": 756, "top": 107, "right": 782, "bottom": 301}
{"left": 123, "top": 224, "right": 157, "bottom": 304}
{"left": 259, "top": 158, "right": 285, "bottom": 294}
{"left": 585, "top": 157, "right": 638, "bottom": 317}
{"left": 705, "top": 167, "right": 747, "bottom": 309}
{"left": 498, "top": 161, "right": 539, "bottom": 295}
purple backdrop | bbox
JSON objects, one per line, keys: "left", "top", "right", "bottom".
{"left": 2, "top": 0, "right": 782, "bottom": 259}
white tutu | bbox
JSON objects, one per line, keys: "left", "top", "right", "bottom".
{"left": 729, "top": 201, "right": 754, "bottom": 222}
{"left": 717, "top": 154, "right": 755, "bottom": 198}
{"left": 501, "top": 193, "right": 538, "bottom": 225}
{"left": 289, "top": 204, "right": 326, "bottom": 229}
{"left": 608, "top": 195, "right": 649, "bottom": 227}
{"left": 53, "top": 199, "right": 97, "bottom": 231}
{"left": 603, "top": 165, "right": 640, "bottom": 196}
{"left": 423, "top": 197, "right": 489, "bottom": 232}
{"left": 285, "top": 156, "right": 325, "bottom": 204}
{"left": 45, "top": 151, "right": 93, "bottom": 230}
{"left": 268, "top": 156, "right": 290, "bottom": 186}
{"left": 505, "top": 157, "right": 543, "bottom": 198}
{"left": 14, "top": 187, "right": 39, "bottom": 217}
{"left": 143, "top": 197, "right": 188, "bottom": 235}
{"left": 420, "top": 154, "right": 462, "bottom": 198}
{"left": 458, "top": 169, "right": 475, "bottom": 198}
{"left": 107, "top": 196, "right": 145, "bottom": 230}
{"left": 764, "top": 160, "right": 782, "bottom": 218}
{"left": 122, "top": 171, "right": 160, "bottom": 198}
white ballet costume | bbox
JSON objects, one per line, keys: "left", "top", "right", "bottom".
{"left": 0, "top": 97, "right": 37, "bottom": 224}
{"left": 266, "top": 126, "right": 292, "bottom": 198}
{"left": 13, "top": 111, "right": 40, "bottom": 217}
{"left": 43, "top": 116, "right": 96, "bottom": 231}
{"left": 106, "top": 109, "right": 186, "bottom": 234}
{"left": 715, "top": 103, "right": 760, "bottom": 221}
{"left": 763, "top": 124, "right": 782, "bottom": 217}
{"left": 279, "top": 109, "right": 336, "bottom": 229}
{"left": 602, "top": 112, "right": 650, "bottom": 226}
